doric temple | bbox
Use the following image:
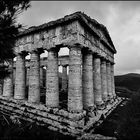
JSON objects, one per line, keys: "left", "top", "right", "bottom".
{"left": 0, "top": 12, "right": 122, "bottom": 137}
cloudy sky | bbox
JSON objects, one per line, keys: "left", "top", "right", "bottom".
{"left": 17, "top": 1, "right": 140, "bottom": 75}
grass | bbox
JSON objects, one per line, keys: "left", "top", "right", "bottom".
{"left": 115, "top": 92, "right": 140, "bottom": 140}
{"left": 94, "top": 91, "right": 140, "bottom": 140}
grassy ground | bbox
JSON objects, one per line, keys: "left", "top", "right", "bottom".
{"left": 94, "top": 93, "right": 140, "bottom": 140}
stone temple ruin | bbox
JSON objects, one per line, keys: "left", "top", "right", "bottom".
{"left": 0, "top": 12, "right": 122, "bottom": 137}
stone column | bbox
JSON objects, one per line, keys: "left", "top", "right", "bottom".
{"left": 13, "top": 68, "right": 16, "bottom": 85}
{"left": 26, "top": 67, "right": 30, "bottom": 86}
{"left": 40, "top": 66, "right": 43, "bottom": 88}
{"left": 46, "top": 48, "right": 59, "bottom": 107}
{"left": 44, "top": 66, "right": 46, "bottom": 87}
{"left": 83, "top": 50, "right": 94, "bottom": 109}
{"left": 68, "top": 46, "right": 83, "bottom": 112}
{"left": 106, "top": 61, "right": 112, "bottom": 100}
{"left": 61, "top": 65, "right": 68, "bottom": 92}
{"left": 28, "top": 50, "right": 41, "bottom": 104}
{"left": 111, "top": 63, "right": 116, "bottom": 98}
{"left": 14, "top": 52, "right": 26, "bottom": 100}
{"left": 25, "top": 66, "right": 30, "bottom": 98}
{"left": 93, "top": 54, "right": 103, "bottom": 106}
{"left": 101, "top": 59, "right": 108, "bottom": 102}
{"left": 3, "top": 60, "right": 13, "bottom": 97}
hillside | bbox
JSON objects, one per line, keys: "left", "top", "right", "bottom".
{"left": 115, "top": 73, "right": 140, "bottom": 92}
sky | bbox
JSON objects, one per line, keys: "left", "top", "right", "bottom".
{"left": 17, "top": 1, "right": 140, "bottom": 75}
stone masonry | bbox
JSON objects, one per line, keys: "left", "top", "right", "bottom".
{"left": 14, "top": 53, "right": 26, "bottom": 99}
{"left": 46, "top": 48, "right": 59, "bottom": 107}
{"left": 101, "top": 59, "right": 108, "bottom": 102}
{"left": 83, "top": 50, "right": 94, "bottom": 109}
{"left": 0, "top": 12, "right": 119, "bottom": 137}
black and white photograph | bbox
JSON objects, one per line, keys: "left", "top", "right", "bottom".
{"left": 0, "top": 1, "right": 140, "bottom": 140}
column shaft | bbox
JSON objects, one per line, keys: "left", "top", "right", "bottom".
{"left": 28, "top": 51, "right": 40, "bottom": 103}
{"left": 46, "top": 49, "right": 59, "bottom": 107}
{"left": 3, "top": 74, "right": 13, "bottom": 97}
{"left": 43, "top": 67, "right": 46, "bottom": 87}
{"left": 111, "top": 64, "right": 116, "bottom": 97}
{"left": 14, "top": 54, "right": 26, "bottom": 99}
{"left": 13, "top": 68, "right": 16, "bottom": 85}
{"left": 61, "top": 66, "right": 67, "bottom": 92}
{"left": 68, "top": 47, "right": 83, "bottom": 112}
{"left": 101, "top": 60, "right": 108, "bottom": 102}
{"left": 1, "top": 62, "right": 13, "bottom": 97}
{"left": 93, "top": 56, "right": 103, "bottom": 106}
{"left": 40, "top": 66, "right": 43, "bottom": 87}
{"left": 83, "top": 52, "right": 94, "bottom": 109}
{"left": 26, "top": 67, "right": 30, "bottom": 86}
{"left": 106, "top": 62, "right": 112, "bottom": 99}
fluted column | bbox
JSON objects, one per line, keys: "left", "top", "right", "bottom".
{"left": 28, "top": 50, "right": 41, "bottom": 103}
{"left": 106, "top": 61, "right": 112, "bottom": 100}
{"left": 14, "top": 52, "right": 26, "bottom": 99}
{"left": 68, "top": 46, "right": 83, "bottom": 112}
{"left": 46, "top": 48, "right": 59, "bottom": 107}
{"left": 3, "top": 60, "right": 13, "bottom": 97}
{"left": 93, "top": 55, "right": 103, "bottom": 106}
{"left": 111, "top": 63, "right": 116, "bottom": 98}
{"left": 83, "top": 50, "right": 94, "bottom": 109}
{"left": 61, "top": 65, "right": 68, "bottom": 92}
{"left": 101, "top": 59, "right": 108, "bottom": 102}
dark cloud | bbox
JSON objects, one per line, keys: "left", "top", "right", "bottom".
{"left": 17, "top": 1, "right": 140, "bottom": 75}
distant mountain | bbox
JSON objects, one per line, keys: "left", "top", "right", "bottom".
{"left": 115, "top": 73, "right": 140, "bottom": 92}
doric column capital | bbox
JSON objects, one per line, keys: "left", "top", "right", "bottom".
{"left": 101, "top": 59, "right": 106, "bottom": 65}
{"left": 18, "top": 51, "right": 29, "bottom": 57}
{"left": 82, "top": 48, "right": 93, "bottom": 55}
{"left": 61, "top": 64, "right": 68, "bottom": 67}
{"left": 46, "top": 46, "right": 60, "bottom": 53}
{"left": 106, "top": 60, "right": 111, "bottom": 65}
{"left": 94, "top": 53, "right": 102, "bottom": 58}
{"left": 67, "top": 43, "right": 83, "bottom": 50}
{"left": 40, "top": 65, "right": 44, "bottom": 68}
{"left": 31, "top": 48, "right": 44, "bottom": 55}
{"left": 100, "top": 56, "right": 106, "bottom": 61}
{"left": 110, "top": 61, "right": 115, "bottom": 65}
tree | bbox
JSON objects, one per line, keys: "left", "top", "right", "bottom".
{"left": 0, "top": 0, "right": 31, "bottom": 78}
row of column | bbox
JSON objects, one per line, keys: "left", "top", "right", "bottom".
{"left": 68, "top": 47, "right": 116, "bottom": 112}
{"left": 0, "top": 46, "right": 115, "bottom": 113}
